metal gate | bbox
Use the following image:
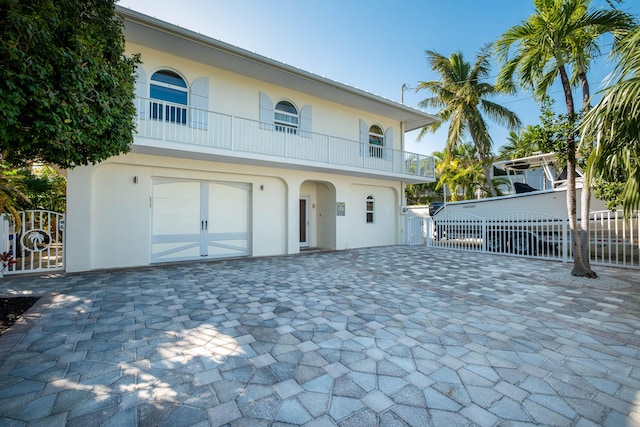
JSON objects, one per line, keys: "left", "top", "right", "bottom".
{"left": 1, "top": 210, "right": 65, "bottom": 275}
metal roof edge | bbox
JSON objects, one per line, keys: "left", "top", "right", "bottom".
{"left": 116, "top": 6, "right": 439, "bottom": 128}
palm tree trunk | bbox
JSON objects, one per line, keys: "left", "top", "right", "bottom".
{"left": 578, "top": 72, "right": 594, "bottom": 273}
{"left": 480, "top": 163, "right": 497, "bottom": 197}
{"left": 470, "top": 133, "right": 497, "bottom": 197}
{"left": 560, "top": 66, "right": 594, "bottom": 277}
{"left": 580, "top": 167, "right": 594, "bottom": 272}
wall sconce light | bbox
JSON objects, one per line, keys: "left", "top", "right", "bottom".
{"left": 133, "top": 176, "right": 138, "bottom": 184}
{"left": 260, "top": 185, "right": 264, "bottom": 190}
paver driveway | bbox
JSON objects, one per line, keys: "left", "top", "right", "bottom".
{"left": 0, "top": 246, "right": 639, "bottom": 426}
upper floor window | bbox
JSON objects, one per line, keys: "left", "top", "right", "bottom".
{"left": 150, "top": 70, "right": 188, "bottom": 125}
{"left": 366, "top": 195, "right": 375, "bottom": 223}
{"left": 369, "top": 125, "right": 384, "bottom": 158}
{"left": 274, "top": 101, "right": 299, "bottom": 134}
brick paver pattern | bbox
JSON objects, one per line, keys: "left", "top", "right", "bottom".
{"left": 0, "top": 247, "right": 639, "bottom": 426}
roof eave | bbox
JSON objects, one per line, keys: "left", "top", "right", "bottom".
{"left": 117, "top": 6, "right": 439, "bottom": 130}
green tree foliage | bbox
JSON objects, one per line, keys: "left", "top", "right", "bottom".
{"left": 582, "top": 26, "right": 640, "bottom": 215}
{"left": 592, "top": 177, "right": 625, "bottom": 211}
{"left": 405, "top": 182, "right": 439, "bottom": 205}
{"left": 0, "top": 166, "right": 29, "bottom": 224}
{"left": 498, "top": 130, "right": 539, "bottom": 160}
{"left": 416, "top": 48, "right": 521, "bottom": 198}
{"left": 433, "top": 144, "right": 507, "bottom": 201}
{"left": 495, "top": 0, "right": 633, "bottom": 277}
{"left": 500, "top": 97, "right": 573, "bottom": 162}
{"left": 0, "top": 163, "right": 66, "bottom": 230}
{"left": 21, "top": 166, "right": 67, "bottom": 212}
{"left": 0, "top": 0, "right": 141, "bottom": 168}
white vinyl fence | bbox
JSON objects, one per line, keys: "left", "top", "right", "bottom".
{"left": 426, "top": 210, "right": 639, "bottom": 270}
{"left": 405, "top": 216, "right": 425, "bottom": 246}
{"left": 589, "top": 210, "right": 639, "bottom": 268}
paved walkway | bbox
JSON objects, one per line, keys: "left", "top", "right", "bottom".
{"left": 1, "top": 247, "right": 639, "bottom": 427}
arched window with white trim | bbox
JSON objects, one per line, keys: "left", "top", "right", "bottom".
{"left": 150, "top": 70, "right": 188, "bottom": 125}
{"left": 274, "top": 100, "right": 299, "bottom": 134}
{"left": 369, "top": 125, "right": 384, "bottom": 158}
{"left": 366, "top": 195, "right": 375, "bottom": 223}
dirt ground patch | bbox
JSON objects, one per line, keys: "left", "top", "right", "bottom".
{"left": 0, "top": 297, "right": 39, "bottom": 335}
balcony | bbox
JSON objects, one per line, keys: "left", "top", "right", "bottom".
{"left": 133, "top": 98, "right": 436, "bottom": 183}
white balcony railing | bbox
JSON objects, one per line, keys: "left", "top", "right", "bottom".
{"left": 134, "top": 98, "right": 435, "bottom": 179}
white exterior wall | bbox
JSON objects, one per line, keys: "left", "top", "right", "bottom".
{"left": 339, "top": 184, "right": 399, "bottom": 249}
{"left": 66, "top": 153, "right": 403, "bottom": 272}
{"left": 128, "top": 43, "right": 401, "bottom": 150}
{"left": 64, "top": 35, "right": 416, "bottom": 273}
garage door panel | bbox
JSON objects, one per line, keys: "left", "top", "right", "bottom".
{"left": 205, "top": 232, "right": 249, "bottom": 257}
{"left": 150, "top": 241, "right": 202, "bottom": 260}
{"left": 153, "top": 181, "right": 201, "bottom": 236}
{"left": 207, "top": 183, "right": 249, "bottom": 234}
{"left": 152, "top": 179, "right": 250, "bottom": 263}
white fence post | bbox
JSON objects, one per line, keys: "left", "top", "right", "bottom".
{"left": 561, "top": 219, "right": 568, "bottom": 263}
{"left": 481, "top": 218, "right": 487, "bottom": 253}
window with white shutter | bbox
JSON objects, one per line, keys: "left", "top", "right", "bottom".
{"left": 190, "top": 77, "right": 209, "bottom": 130}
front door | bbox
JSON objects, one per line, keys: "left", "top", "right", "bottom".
{"left": 299, "top": 197, "right": 309, "bottom": 247}
{"left": 151, "top": 179, "right": 250, "bottom": 262}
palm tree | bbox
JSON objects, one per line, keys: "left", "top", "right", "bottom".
{"left": 582, "top": 26, "right": 640, "bottom": 215}
{"left": 499, "top": 130, "right": 540, "bottom": 160}
{"left": 435, "top": 143, "right": 496, "bottom": 201}
{"left": 495, "top": 0, "right": 633, "bottom": 277}
{"left": 569, "top": 1, "right": 634, "bottom": 271}
{"left": 0, "top": 168, "right": 29, "bottom": 229}
{"left": 416, "top": 48, "right": 521, "bottom": 197}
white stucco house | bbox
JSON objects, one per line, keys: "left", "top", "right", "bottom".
{"left": 64, "top": 7, "right": 438, "bottom": 273}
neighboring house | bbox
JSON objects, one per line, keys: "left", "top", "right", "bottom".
{"left": 65, "top": 7, "right": 439, "bottom": 272}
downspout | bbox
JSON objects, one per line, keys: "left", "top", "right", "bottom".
{"left": 400, "top": 120, "right": 406, "bottom": 246}
{"left": 400, "top": 120, "right": 407, "bottom": 207}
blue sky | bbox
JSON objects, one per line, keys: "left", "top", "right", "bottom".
{"left": 117, "top": 0, "right": 639, "bottom": 156}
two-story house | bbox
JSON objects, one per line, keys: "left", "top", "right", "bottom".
{"left": 64, "top": 7, "right": 438, "bottom": 272}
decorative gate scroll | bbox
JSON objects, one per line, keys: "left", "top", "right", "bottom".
{"left": 2, "top": 210, "right": 65, "bottom": 275}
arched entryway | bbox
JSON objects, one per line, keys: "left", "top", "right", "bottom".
{"left": 299, "top": 181, "right": 336, "bottom": 250}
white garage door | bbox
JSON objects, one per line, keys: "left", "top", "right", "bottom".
{"left": 151, "top": 179, "right": 250, "bottom": 262}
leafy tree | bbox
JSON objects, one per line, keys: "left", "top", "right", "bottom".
{"left": 592, "top": 175, "right": 625, "bottom": 211}
{"left": 21, "top": 166, "right": 67, "bottom": 212}
{"left": 582, "top": 26, "right": 640, "bottom": 215}
{"left": 499, "top": 97, "right": 569, "bottom": 161}
{"left": 0, "top": 0, "right": 141, "bottom": 168}
{"left": 405, "top": 182, "right": 439, "bottom": 205}
{"left": 434, "top": 143, "right": 508, "bottom": 201}
{"left": 416, "top": 48, "right": 521, "bottom": 197}
{"left": 0, "top": 166, "right": 30, "bottom": 227}
{"left": 495, "top": 0, "right": 633, "bottom": 277}
{"left": 499, "top": 130, "right": 540, "bottom": 160}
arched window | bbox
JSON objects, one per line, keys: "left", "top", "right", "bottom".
{"left": 366, "top": 195, "right": 375, "bottom": 223}
{"left": 369, "top": 125, "right": 384, "bottom": 158}
{"left": 274, "top": 101, "right": 298, "bottom": 134}
{"left": 150, "top": 70, "right": 188, "bottom": 124}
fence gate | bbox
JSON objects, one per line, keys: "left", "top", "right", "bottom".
{"left": 2, "top": 210, "right": 65, "bottom": 275}
{"left": 405, "top": 216, "right": 425, "bottom": 246}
